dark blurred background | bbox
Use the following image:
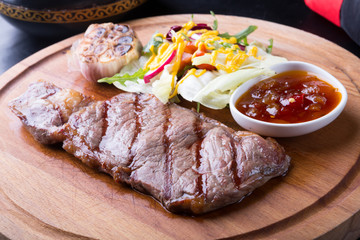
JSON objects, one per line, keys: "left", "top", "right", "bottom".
{"left": 0, "top": 0, "right": 359, "bottom": 74}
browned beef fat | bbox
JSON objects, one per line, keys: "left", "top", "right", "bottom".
{"left": 9, "top": 81, "right": 290, "bottom": 214}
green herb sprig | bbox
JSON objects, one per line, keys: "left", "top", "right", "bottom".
{"left": 219, "top": 25, "right": 258, "bottom": 46}
{"left": 210, "top": 11, "right": 218, "bottom": 30}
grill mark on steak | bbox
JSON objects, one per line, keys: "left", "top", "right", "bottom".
{"left": 101, "top": 101, "right": 110, "bottom": 147}
{"left": 9, "top": 81, "right": 291, "bottom": 215}
{"left": 128, "top": 94, "right": 142, "bottom": 172}
{"left": 163, "top": 105, "right": 173, "bottom": 201}
{"left": 194, "top": 117, "right": 205, "bottom": 199}
{"left": 63, "top": 101, "right": 106, "bottom": 169}
{"left": 230, "top": 137, "right": 241, "bottom": 189}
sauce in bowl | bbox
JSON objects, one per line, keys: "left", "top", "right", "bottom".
{"left": 235, "top": 70, "right": 342, "bottom": 124}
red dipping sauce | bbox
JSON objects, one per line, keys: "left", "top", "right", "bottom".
{"left": 235, "top": 71, "right": 342, "bottom": 124}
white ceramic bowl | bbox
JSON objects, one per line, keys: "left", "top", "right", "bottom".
{"left": 229, "top": 61, "right": 348, "bottom": 137}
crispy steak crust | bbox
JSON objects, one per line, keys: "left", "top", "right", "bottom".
{"left": 9, "top": 81, "right": 290, "bottom": 214}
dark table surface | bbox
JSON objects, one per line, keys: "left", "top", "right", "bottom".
{"left": 1, "top": 0, "right": 360, "bottom": 75}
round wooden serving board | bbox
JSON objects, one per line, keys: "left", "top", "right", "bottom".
{"left": 0, "top": 14, "right": 359, "bottom": 240}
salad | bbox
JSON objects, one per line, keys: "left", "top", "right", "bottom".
{"left": 99, "top": 13, "right": 287, "bottom": 109}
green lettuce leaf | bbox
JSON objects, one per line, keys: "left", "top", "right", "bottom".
{"left": 143, "top": 33, "right": 164, "bottom": 56}
{"left": 98, "top": 68, "right": 149, "bottom": 85}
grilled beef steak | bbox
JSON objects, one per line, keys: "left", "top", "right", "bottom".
{"left": 9, "top": 81, "right": 290, "bottom": 214}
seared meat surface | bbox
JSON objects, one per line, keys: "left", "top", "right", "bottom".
{"left": 9, "top": 81, "right": 290, "bottom": 214}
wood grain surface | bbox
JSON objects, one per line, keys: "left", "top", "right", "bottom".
{"left": 0, "top": 14, "right": 359, "bottom": 240}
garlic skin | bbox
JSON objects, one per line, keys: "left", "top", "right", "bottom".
{"left": 68, "top": 23, "right": 142, "bottom": 82}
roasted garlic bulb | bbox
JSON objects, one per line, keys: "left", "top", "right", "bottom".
{"left": 68, "top": 23, "right": 142, "bottom": 81}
